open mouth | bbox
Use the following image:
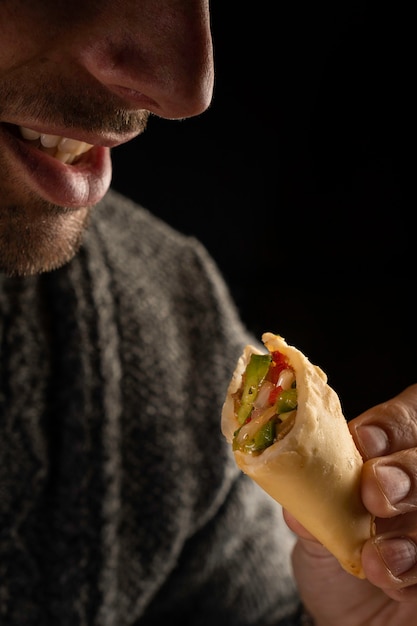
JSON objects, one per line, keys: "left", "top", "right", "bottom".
{"left": 0, "top": 122, "right": 112, "bottom": 208}
{"left": 18, "top": 125, "right": 94, "bottom": 165}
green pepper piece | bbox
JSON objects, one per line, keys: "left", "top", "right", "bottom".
{"left": 275, "top": 388, "right": 297, "bottom": 415}
{"left": 233, "top": 418, "right": 276, "bottom": 453}
{"left": 236, "top": 353, "right": 272, "bottom": 425}
{"left": 253, "top": 418, "right": 276, "bottom": 451}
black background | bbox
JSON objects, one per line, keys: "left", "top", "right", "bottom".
{"left": 111, "top": 2, "right": 414, "bottom": 419}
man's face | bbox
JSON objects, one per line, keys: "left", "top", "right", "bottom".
{"left": 0, "top": 0, "right": 214, "bottom": 276}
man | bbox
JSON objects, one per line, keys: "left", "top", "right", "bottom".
{"left": 1, "top": 2, "right": 416, "bottom": 624}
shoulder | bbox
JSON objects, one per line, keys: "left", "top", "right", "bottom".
{"left": 91, "top": 188, "right": 208, "bottom": 264}
{"left": 84, "top": 189, "right": 255, "bottom": 511}
{"left": 87, "top": 189, "right": 246, "bottom": 341}
{"left": 84, "top": 189, "right": 254, "bottom": 407}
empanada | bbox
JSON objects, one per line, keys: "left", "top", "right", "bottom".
{"left": 221, "top": 332, "right": 375, "bottom": 579}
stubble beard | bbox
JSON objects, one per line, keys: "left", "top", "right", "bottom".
{"left": 0, "top": 197, "right": 92, "bottom": 277}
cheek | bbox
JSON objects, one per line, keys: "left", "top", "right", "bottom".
{"left": 0, "top": 0, "right": 100, "bottom": 68}
{"left": 0, "top": 4, "right": 48, "bottom": 69}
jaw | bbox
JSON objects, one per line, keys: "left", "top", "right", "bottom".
{"left": 0, "top": 123, "right": 103, "bottom": 277}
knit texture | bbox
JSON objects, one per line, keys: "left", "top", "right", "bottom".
{"left": 0, "top": 190, "right": 299, "bottom": 625}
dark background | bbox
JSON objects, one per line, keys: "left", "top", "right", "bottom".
{"left": 111, "top": 2, "right": 414, "bottom": 420}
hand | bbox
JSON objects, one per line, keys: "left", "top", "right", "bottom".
{"left": 284, "top": 384, "right": 417, "bottom": 626}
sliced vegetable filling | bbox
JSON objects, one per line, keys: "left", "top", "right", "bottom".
{"left": 232, "top": 350, "right": 297, "bottom": 454}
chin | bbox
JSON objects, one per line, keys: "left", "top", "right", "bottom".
{"left": 0, "top": 203, "right": 91, "bottom": 277}
{"left": 0, "top": 244, "right": 82, "bottom": 277}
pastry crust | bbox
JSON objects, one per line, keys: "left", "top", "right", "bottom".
{"left": 221, "top": 332, "right": 375, "bottom": 579}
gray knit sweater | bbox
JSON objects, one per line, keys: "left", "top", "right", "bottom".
{"left": 0, "top": 190, "right": 300, "bottom": 625}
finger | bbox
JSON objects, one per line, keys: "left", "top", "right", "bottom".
{"left": 362, "top": 532, "right": 417, "bottom": 599}
{"left": 362, "top": 507, "right": 417, "bottom": 598}
{"left": 362, "top": 449, "right": 417, "bottom": 517}
{"left": 349, "top": 384, "right": 417, "bottom": 460}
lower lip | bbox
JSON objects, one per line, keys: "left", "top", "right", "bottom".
{"left": 0, "top": 125, "right": 112, "bottom": 208}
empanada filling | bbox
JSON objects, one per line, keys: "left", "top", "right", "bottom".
{"left": 232, "top": 351, "right": 297, "bottom": 454}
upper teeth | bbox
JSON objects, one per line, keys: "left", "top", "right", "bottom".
{"left": 19, "top": 126, "right": 93, "bottom": 164}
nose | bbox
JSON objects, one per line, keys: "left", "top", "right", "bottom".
{"left": 79, "top": 0, "right": 214, "bottom": 120}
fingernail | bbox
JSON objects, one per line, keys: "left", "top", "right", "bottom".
{"left": 356, "top": 424, "right": 389, "bottom": 457}
{"left": 375, "top": 537, "right": 417, "bottom": 578}
{"left": 374, "top": 465, "right": 411, "bottom": 505}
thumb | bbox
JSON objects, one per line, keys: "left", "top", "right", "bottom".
{"left": 283, "top": 509, "right": 373, "bottom": 623}
{"left": 283, "top": 508, "right": 340, "bottom": 577}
